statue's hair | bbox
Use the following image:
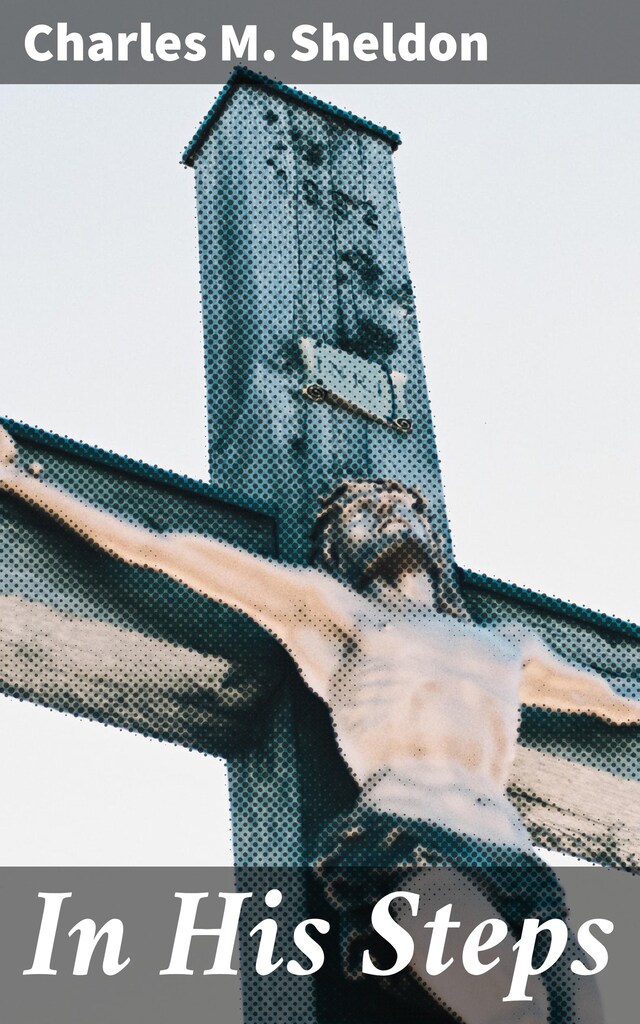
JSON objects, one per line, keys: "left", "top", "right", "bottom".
{"left": 310, "top": 478, "right": 469, "bottom": 620}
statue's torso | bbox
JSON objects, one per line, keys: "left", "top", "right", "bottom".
{"left": 324, "top": 609, "right": 529, "bottom": 847}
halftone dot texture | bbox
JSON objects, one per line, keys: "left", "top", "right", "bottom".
{"left": 0, "top": 70, "right": 638, "bottom": 1022}
{"left": 0, "top": 427, "right": 285, "bottom": 762}
{"left": 186, "top": 68, "right": 450, "bottom": 567}
{"left": 313, "top": 809, "right": 588, "bottom": 1023}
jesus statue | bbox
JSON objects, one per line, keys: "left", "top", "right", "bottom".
{"left": 0, "top": 423, "right": 636, "bottom": 1022}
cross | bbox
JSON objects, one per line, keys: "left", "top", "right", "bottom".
{"left": 0, "top": 68, "right": 638, "bottom": 1023}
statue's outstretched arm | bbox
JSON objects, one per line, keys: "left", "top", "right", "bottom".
{"left": 520, "top": 644, "right": 640, "bottom": 725}
{"left": 0, "top": 426, "right": 355, "bottom": 660}
{"left": 0, "top": 425, "right": 285, "bottom": 752}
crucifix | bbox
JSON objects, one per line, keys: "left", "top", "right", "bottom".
{"left": 0, "top": 69, "right": 639, "bottom": 1023}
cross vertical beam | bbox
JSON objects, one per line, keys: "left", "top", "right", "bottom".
{"left": 184, "top": 68, "right": 452, "bottom": 1022}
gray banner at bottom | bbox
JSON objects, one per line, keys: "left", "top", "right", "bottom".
{"left": 0, "top": 867, "right": 637, "bottom": 1023}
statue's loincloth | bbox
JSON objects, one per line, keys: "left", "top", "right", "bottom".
{"left": 312, "top": 801, "right": 586, "bottom": 1023}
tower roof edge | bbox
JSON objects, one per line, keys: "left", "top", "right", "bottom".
{"left": 181, "top": 66, "right": 402, "bottom": 166}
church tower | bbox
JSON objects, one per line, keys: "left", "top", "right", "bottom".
{"left": 183, "top": 67, "right": 450, "bottom": 565}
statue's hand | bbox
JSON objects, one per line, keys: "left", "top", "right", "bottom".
{"left": 0, "top": 427, "right": 24, "bottom": 489}
{"left": 0, "top": 426, "right": 31, "bottom": 490}
{"left": 0, "top": 425, "right": 18, "bottom": 468}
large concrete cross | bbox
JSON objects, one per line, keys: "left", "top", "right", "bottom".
{"left": 0, "top": 69, "right": 639, "bottom": 1023}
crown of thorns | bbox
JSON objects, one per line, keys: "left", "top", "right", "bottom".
{"left": 317, "top": 478, "right": 427, "bottom": 515}
{"left": 310, "top": 478, "right": 433, "bottom": 571}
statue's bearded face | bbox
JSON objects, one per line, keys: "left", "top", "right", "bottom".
{"left": 313, "top": 480, "right": 468, "bottom": 616}
{"left": 335, "top": 487, "right": 435, "bottom": 585}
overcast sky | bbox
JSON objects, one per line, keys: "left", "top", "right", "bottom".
{"left": 0, "top": 84, "right": 638, "bottom": 867}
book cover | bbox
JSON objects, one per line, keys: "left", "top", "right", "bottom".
{"left": 0, "top": 4, "right": 638, "bottom": 1022}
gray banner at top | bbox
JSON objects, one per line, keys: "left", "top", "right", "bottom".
{"left": 1, "top": 0, "right": 640, "bottom": 84}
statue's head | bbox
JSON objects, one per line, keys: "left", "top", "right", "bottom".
{"left": 310, "top": 478, "right": 468, "bottom": 617}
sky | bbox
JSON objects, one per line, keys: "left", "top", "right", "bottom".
{"left": 0, "top": 84, "right": 638, "bottom": 866}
